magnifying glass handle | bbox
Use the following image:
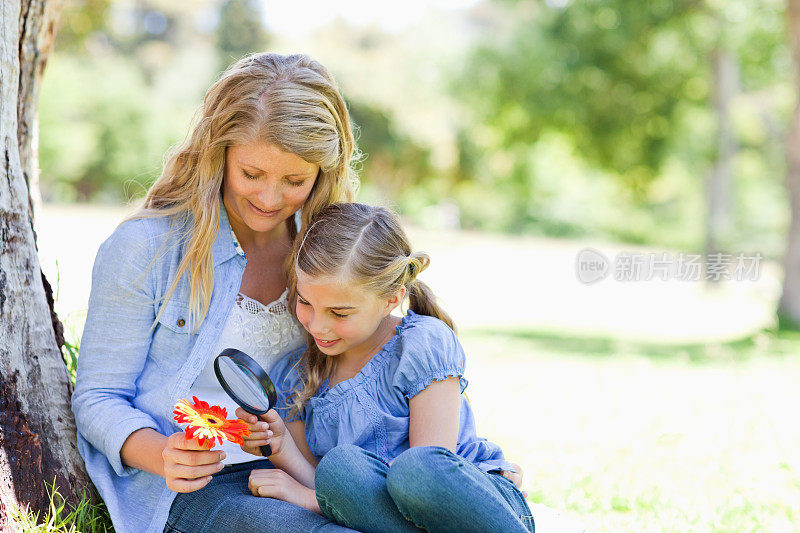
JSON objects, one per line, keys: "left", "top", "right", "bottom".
{"left": 260, "top": 444, "right": 272, "bottom": 457}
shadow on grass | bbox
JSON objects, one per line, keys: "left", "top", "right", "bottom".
{"left": 462, "top": 326, "right": 800, "bottom": 363}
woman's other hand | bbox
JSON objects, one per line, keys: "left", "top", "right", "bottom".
{"left": 248, "top": 468, "right": 320, "bottom": 513}
{"left": 161, "top": 432, "right": 225, "bottom": 493}
{"left": 236, "top": 407, "right": 294, "bottom": 458}
{"left": 501, "top": 462, "right": 527, "bottom": 498}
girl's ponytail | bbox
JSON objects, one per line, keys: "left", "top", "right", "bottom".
{"left": 405, "top": 252, "right": 456, "bottom": 332}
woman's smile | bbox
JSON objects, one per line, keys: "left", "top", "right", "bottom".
{"left": 247, "top": 199, "right": 281, "bottom": 217}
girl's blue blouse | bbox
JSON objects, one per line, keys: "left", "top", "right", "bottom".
{"left": 271, "top": 310, "right": 515, "bottom": 474}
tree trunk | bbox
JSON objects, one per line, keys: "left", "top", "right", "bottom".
{"left": 780, "top": 0, "right": 800, "bottom": 327}
{"left": 1, "top": 0, "right": 91, "bottom": 529}
{"left": 704, "top": 46, "right": 738, "bottom": 263}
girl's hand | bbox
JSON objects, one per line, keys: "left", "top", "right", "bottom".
{"left": 501, "top": 462, "right": 527, "bottom": 498}
{"left": 161, "top": 432, "right": 225, "bottom": 493}
{"left": 236, "top": 407, "right": 294, "bottom": 458}
{"left": 248, "top": 469, "right": 320, "bottom": 513}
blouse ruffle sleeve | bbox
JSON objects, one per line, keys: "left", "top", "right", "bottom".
{"left": 270, "top": 346, "right": 307, "bottom": 423}
{"left": 391, "top": 314, "right": 469, "bottom": 400}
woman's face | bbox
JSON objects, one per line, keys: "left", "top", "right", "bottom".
{"left": 222, "top": 142, "right": 319, "bottom": 235}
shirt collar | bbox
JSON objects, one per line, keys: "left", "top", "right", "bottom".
{"left": 212, "top": 194, "right": 241, "bottom": 266}
{"left": 230, "top": 226, "right": 245, "bottom": 258}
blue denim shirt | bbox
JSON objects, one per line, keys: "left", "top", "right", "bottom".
{"left": 72, "top": 201, "right": 257, "bottom": 533}
{"left": 271, "top": 311, "right": 517, "bottom": 475}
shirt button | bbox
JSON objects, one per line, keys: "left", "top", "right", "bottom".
{"left": 177, "top": 318, "right": 186, "bottom": 327}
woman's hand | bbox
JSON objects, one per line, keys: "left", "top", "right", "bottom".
{"left": 248, "top": 469, "right": 321, "bottom": 514}
{"left": 236, "top": 407, "right": 295, "bottom": 459}
{"left": 500, "top": 462, "right": 527, "bottom": 498}
{"left": 161, "top": 432, "right": 225, "bottom": 493}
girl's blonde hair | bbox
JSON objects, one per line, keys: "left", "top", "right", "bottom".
{"left": 286, "top": 202, "right": 455, "bottom": 416}
{"left": 128, "top": 53, "right": 358, "bottom": 331}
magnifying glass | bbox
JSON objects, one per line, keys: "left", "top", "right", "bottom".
{"left": 214, "top": 348, "right": 278, "bottom": 457}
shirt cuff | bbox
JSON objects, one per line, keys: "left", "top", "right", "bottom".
{"left": 102, "top": 413, "right": 161, "bottom": 477}
{"left": 478, "top": 459, "right": 518, "bottom": 474}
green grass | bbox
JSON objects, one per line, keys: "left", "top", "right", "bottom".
{"left": 9, "top": 480, "right": 113, "bottom": 533}
{"left": 459, "top": 327, "right": 800, "bottom": 532}
{"left": 464, "top": 326, "right": 800, "bottom": 363}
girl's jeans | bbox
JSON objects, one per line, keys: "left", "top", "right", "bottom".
{"left": 315, "top": 444, "right": 536, "bottom": 533}
{"left": 164, "top": 459, "right": 356, "bottom": 533}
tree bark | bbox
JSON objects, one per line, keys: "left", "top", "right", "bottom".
{"left": 780, "top": 0, "right": 800, "bottom": 327}
{"left": 705, "top": 46, "right": 738, "bottom": 261}
{"left": 1, "top": 0, "right": 91, "bottom": 529}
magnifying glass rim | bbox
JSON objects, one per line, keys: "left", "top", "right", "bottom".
{"left": 213, "top": 348, "right": 277, "bottom": 416}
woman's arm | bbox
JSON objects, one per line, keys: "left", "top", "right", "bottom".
{"left": 119, "top": 428, "right": 169, "bottom": 477}
{"left": 73, "top": 219, "right": 226, "bottom": 491}
{"left": 121, "top": 429, "right": 228, "bottom": 493}
{"left": 72, "top": 219, "right": 163, "bottom": 476}
{"left": 408, "top": 376, "right": 462, "bottom": 450}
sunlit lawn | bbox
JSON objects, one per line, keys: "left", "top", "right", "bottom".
{"left": 26, "top": 204, "right": 800, "bottom": 532}
{"left": 463, "top": 328, "right": 800, "bottom": 532}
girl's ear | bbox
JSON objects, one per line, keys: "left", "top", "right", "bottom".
{"left": 384, "top": 286, "right": 406, "bottom": 315}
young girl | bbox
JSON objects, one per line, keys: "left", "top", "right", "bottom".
{"left": 237, "top": 202, "right": 536, "bottom": 532}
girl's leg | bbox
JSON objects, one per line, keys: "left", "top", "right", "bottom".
{"left": 314, "top": 444, "right": 423, "bottom": 533}
{"left": 165, "top": 459, "right": 355, "bottom": 533}
{"left": 386, "top": 446, "right": 535, "bottom": 533}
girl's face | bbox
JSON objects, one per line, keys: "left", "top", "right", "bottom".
{"left": 294, "top": 270, "right": 403, "bottom": 358}
{"left": 222, "top": 142, "right": 319, "bottom": 235}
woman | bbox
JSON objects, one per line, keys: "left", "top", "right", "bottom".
{"left": 72, "top": 53, "right": 360, "bottom": 533}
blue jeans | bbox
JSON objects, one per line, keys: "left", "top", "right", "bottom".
{"left": 165, "top": 458, "right": 357, "bottom": 533}
{"left": 315, "top": 444, "right": 535, "bottom": 533}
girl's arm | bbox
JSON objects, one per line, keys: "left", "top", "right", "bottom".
{"left": 248, "top": 469, "right": 321, "bottom": 514}
{"left": 271, "top": 420, "right": 317, "bottom": 488}
{"left": 237, "top": 408, "right": 317, "bottom": 488}
{"left": 408, "top": 376, "right": 526, "bottom": 492}
{"left": 242, "top": 414, "right": 321, "bottom": 513}
{"left": 408, "top": 376, "right": 462, "bottom": 450}
{"left": 286, "top": 419, "right": 319, "bottom": 467}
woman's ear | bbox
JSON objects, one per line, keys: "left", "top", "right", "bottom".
{"left": 384, "top": 286, "right": 406, "bottom": 315}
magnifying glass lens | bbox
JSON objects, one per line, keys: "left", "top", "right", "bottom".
{"left": 214, "top": 349, "right": 279, "bottom": 458}
{"left": 216, "top": 357, "right": 270, "bottom": 412}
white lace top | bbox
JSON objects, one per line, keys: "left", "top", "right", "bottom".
{"left": 187, "top": 226, "right": 306, "bottom": 465}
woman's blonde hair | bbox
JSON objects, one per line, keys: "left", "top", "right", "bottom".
{"left": 128, "top": 53, "right": 358, "bottom": 331}
{"left": 285, "top": 202, "right": 455, "bottom": 417}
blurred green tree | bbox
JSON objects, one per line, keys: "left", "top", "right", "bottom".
{"left": 216, "top": 0, "right": 269, "bottom": 71}
{"left": 349, "top": 101, "right": 434, "bottom": 197}
{"left": 53, "top": 0, "right": 111, "bottom": 51}
{"left": 38, "top": 56, "right": 189, "bottom": 201}
{"left": 456, "top": 0, "right": 787, "bottom": 244}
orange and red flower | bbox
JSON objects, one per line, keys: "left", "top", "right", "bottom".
{"left": 173, "top": 396, "right": 250, "bottom": 447}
